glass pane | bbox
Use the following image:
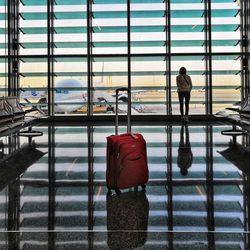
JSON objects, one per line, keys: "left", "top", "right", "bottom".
{"left": 131, "top": 56, "right": 166, "bottom": 114}
{"left": 130, "top": 1, "right": 166, "bottom": 54}
{"left": 19, "top": 0, "right": 48, "bottom": 55}
{"left": 212, "top": 55, "right": 241, "bottom": 113}
{"left": 19, "top": 57, "right": 48, "bottom": 114}
{"left": 92, "top": 1, "right": 127, "bottom": 54}
{"left": 0, "top": 0, "right": 7, "bottom": 95}
{"left": 171, "top": 55, "right": 206, "bottom": 115}
{"left": 211, "top": 1, "right": 240, "bottom": 53}
{"left": 92, "top": 56, "right": 128, "bottom": 115}
{"left": 170, "top": 0, "right": 205, "bottom": 53}
{"left": 0, "top": 59, "right": 7, "bottom": 97}
{"left": 54, "top": 0, "right": 87, "bottom": 55}
{"left": 54, "top": 57, "right": 87, "bottom": 115}
{"left": 0, "top": 0, "right": 7, "bottom": 56}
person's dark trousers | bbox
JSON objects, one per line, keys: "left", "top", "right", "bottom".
{"left": 178, "top": 91, "right": 191, "bottom": 116}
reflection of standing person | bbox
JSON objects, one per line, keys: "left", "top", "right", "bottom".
{"left": 177, "top": 124, "right": 193, "bottom": 176}
{"left": 176, "top": 67, "right": 192, "bottom": 122}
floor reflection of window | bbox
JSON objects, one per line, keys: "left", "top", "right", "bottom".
{"left": 0, "top": 123, "right": 248, "bottom": 248}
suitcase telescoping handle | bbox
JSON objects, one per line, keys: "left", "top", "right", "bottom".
{"left": 115, "top": 87, "right": 131, "bottom": 135}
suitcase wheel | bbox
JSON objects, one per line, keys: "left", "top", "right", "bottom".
{"left": 115, "top": 188, "right": 121, "bottom": 196}
{"left": 107, "top": 189, "right": 112, "bottom": 196}
{"left": 106, "top": 188, "right": 121, "bottom": 196}
{"left": 141, "top": 184, "right": 146, "bottom": 192}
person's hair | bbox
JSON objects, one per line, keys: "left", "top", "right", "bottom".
{"left": 179, "top": 67, "right": 187, "bottom": 75}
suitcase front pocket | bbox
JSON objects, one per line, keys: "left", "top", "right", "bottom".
{"left": 117, "top": 153, "right": 148, "bottom": 189}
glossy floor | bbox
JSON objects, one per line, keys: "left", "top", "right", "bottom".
{"left": 0, "top": 122, "right": 250, "bottom": 249}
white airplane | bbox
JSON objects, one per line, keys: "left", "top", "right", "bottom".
{"left": 19, "top": 78, "right": 143, "bottom": 114}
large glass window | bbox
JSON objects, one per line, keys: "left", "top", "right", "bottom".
{"left": 14, "top": 0, "right": 243, "bottom": 116}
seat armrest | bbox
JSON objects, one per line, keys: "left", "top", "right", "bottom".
{"left": 226, "top": 107, "right": 241, "bottom": 112}
{"left": 239, "top": 110, "right": 250, "bottom": 114}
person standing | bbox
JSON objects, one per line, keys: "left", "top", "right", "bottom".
{"left": 176, "top": 67, "right": 192, "bottom": 122}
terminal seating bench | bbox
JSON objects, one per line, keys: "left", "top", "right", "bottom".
{"left": 0, "top": 96, "right": 44, "bottom": 136}
{"left": 216, "top": 94, "right": 250, "bottom": 140}
{"left": 225, "top": 94, "right": 250, "bottom": 123}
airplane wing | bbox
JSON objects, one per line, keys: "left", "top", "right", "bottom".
{"left": 22, "top": 98, "right": 47, "bottom": 115}
{"left": 94, "top": 90, "right": 140, "bottom": 113}
{"left": 19, "top": 88, "right": 48, "bottom": 113}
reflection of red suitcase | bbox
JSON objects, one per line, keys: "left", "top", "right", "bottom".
{"left": 107, "top": 191, "right": 149, "bottom": 249}
{"left": 106, "top": 88, "right": 148, "bottom": 195}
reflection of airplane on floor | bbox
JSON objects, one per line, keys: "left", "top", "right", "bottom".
{"left": 20, "top": 78, "right": 144, "bottom": 114}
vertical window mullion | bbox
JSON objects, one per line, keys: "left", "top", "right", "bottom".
{"left": 87, "top": 0, "right": 93, "bottom": 117}
{"left": 47, "top": 0, "right": 54, "bottom": 116}
{"left": 165, "top": 0, "right": 171, "bottom": 115}
{"left": 206, "top": 125, "right": 215, "bottom": 247}
{"left": 241, "top": 0, "right": 248, "bottom": 101}
{"left": 128, "top": 0, "right": 131, "bottom": 119}
{"left": 247, "top": 0, "right": 250, "bottom": 95}
{"left": 205, "top": 0, "right": 212, "bottom": 115}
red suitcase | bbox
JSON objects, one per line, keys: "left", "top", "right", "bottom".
{"left": 106, "top": 88, "right": 148, "bottom": 195}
